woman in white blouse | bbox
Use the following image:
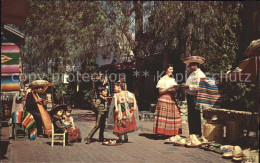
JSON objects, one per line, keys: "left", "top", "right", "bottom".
{"left": 153, "top": 64, "right": 182, "bottom": 137}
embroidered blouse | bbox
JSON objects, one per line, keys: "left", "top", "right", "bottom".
{"left": 156, "top": 77, "right": 177, "bottom": 89}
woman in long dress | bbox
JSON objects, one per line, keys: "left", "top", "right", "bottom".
{"left": 153, "top": 64, "right": 182, "bottom": 136}
{"left": 113, "top": 82, "right": 138, "bottom": 143}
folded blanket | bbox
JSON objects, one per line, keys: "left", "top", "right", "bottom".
{"left": 12, "top": 111, "right": 37, "bottom": 140}
{"left": 197, "top": 78, "right": 221, "bottom": 107}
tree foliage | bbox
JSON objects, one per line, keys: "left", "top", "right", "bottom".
{"left": 21, "top": 1, "right": 255, "bottom": 110}
{"left": 152, "top": 1, "right": 242, "bottom": 74}
{"left": 23, "top": 1, "right": 108, "bottom": 67}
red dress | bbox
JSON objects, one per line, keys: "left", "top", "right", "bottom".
{"left": 113, "top": 92, "right": 137, "bottom": 136}
{"left": 64, "top": 117, "right": 82, "bottom": 142}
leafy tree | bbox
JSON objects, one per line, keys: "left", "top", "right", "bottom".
{"left": 152, "top": 1, "right": 242, "bottom": 74}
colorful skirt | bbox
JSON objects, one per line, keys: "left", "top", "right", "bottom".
{"left": 113, "top": 110, "right": 137, "bottom": 136}
{"left": 153, "top": 94, "right": 182, "bottom": 136}
{"left": 67, "top": 126, "right": 82, "bottom": 142}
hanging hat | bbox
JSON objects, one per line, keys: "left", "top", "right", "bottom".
{"left": 30, "top": 80, "right": 49, "bottom": 89}
{"left": 50, "top": 104, "right": 67, "bottom": 116}
{"left": 183, "top": 56, "right": 205, "bottom": 65}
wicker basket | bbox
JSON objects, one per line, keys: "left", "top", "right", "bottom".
{"left": 203, "top": 121, "right": 224, "bottom": 143}
{"left": 225, "top": 120, "right": 243, "bottom": 143}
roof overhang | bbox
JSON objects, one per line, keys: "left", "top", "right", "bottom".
{"left": 2, "top": 25, "right": 25, "bottom": 45}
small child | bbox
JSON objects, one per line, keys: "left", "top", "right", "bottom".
{"left": 86, "top": 86, "right": 108, "bottom": 144}
{"left": 51, "top": 105, "right": 73, "bottom": 146}
{"left": 63, "top": 107, "right": 82, "bottom": 143}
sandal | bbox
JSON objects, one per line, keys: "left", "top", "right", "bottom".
{"left": 164, "top": 135, "right": 181, "bottom": 144}
{"left": 185, "top": 135, "right": 201, "bottom": 147}
{"left": 174, "top": 138, "right": 186, "bottom": 146}
{"left": 102, "top": 140, "right": 120, "bottom": 146}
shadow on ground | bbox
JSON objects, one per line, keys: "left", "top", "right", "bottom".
{"left": 72, "top": 113, "right": 96, "bottom": 122}
{"left": 138, "top": 133, "right": 169, "bottom": 140}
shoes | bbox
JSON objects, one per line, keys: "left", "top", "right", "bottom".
{"left": 186, "top": 134, "right": 202, "bottom": 147}
{"left": 37, "top": 134, "right": 43, "bottom": 138}
{"left": 77, "top": 138, "right": 82, "bottom": 142}
{"left": 174, "top": 138, "right": 186, "bottom": 146}
{"left": 102, "top": 140, "right": 122, "bottom": 146}
{"left": 98, "top": 137, "right": 104, "bottom": 142}
{"left": 117, "top": 139, "right": 123, "bottom": 145}
{"left": 65, "top": 142, "right": 73, "bottom": 146}
{"left": 165, "top": 135, "right": 181, "bottom": 144}
{"left": 201, "top": 136, "right": 209, "bottom": 144}
{"left": 85, "top": 138, "right": 91, "bottom": 144}
{"left": 123, "top": 134, "right": 128, "bottom": 143}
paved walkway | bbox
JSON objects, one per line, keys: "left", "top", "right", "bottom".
{"left": 0, "top": 109, "right": 231, "bottom": 163}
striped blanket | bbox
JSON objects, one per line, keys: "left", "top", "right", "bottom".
{"left": 1, "top": 76, "right": 20, "bottom": 91}
{"left": 12, "top": 111, "right": 37, "bottom": 140}
{"left": 197, "top": 78, "right": 221, "bottom": 107}
{"left": 1, "top": 43, "right": 20, "bottom": 91}
{"left": 1, "top": 44, "right": 20, "bottom": 73}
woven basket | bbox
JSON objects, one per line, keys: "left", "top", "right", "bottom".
{"left": 203, "top": 121, "right": 224, "bottom": 143}
{"left": 225, "top": 120, "right": 243, "bottom": 143}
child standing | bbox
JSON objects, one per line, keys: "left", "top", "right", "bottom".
{"left": 86, "top": 86, "right": 108, "bottom": 144}
{"left": 63, "top": 107, "right": 82, "bottom": 143}
{"left": 51, "top": 105, "right": 73, "bottom": 146}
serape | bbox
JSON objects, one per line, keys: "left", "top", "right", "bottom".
{"left": 197, "top": 78, "right": 221, "bottom": 107}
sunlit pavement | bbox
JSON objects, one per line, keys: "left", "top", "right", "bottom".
{"left": 1, "top": 108, "right": 231, "bottom": 163}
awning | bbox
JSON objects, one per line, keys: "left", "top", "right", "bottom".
{"left": 244, "top": 39, "right": 260, "bottom": 57}
{"left": 2, "top": 25, "right": 25, "bottom": 45}
{"left": 222, "top": 56, "right": 258, "bottom": 83}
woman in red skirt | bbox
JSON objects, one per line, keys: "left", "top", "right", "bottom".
{"left": 113, "top": 82, "right": 138, "bottom": 144}
{"left": 153, "top": 64, "right": 182, "bottom": 136}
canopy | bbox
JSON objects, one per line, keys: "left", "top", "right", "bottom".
{"left": 244, "top": 39, "right": 260, "bottom": 57}
{"left": 226, "top": 56, "right": 258, "bottom": 83}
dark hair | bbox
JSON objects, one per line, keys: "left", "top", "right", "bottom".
{"left": 52, "top": 108, "right": 64, "bottom": 116}
{"left": 98, "top": 86, "right": 106, "bottom": 92}
{"left": 114, "top": 82, "right": 125, "bottom": 90}
{"left": 189, "top": 62, "right": 200, "bottom": 68}
{"left": 163, "top": 64, "right": 174, "bottom": 72}
{"left": 64, "top": 107, "right": 72, "bottom": 113}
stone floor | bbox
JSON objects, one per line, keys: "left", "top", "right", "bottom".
{"left": 0, "top": 108, "right": 234, "bottom": 162}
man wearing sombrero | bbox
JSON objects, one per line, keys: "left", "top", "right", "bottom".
{"left": 182, "top": 56, "right": 206, "bottom": 137}
{"left": 25, "top": 80, "right": 49, "bottom": 137}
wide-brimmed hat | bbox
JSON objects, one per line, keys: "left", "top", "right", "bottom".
{"left": 30, "top": 80, "right": 50, "bottom": 89}
{"left": 50, "top": 104, "right": 67, "bottom": 116}
{"left": 183, "top": 56, "right": 205, "bottom": 65}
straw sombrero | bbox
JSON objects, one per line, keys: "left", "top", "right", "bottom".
{"left": 183, "top": 56, "right": 205, "bottom": 65}
{"left": 30, "top": 80, "right": 49, "bottom": 89}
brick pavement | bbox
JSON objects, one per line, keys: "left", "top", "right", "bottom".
{"left": 0, "top": 108, "right": 232, "bottom": 163}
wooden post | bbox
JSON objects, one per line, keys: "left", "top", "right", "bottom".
{"left": 256, "top": 55, "right": 259, "bottom": 138}
{"left": 246, "top": 55, "right": 259, "bottom": 137}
